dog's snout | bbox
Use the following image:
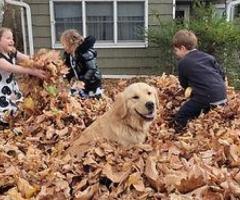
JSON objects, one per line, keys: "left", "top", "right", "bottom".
{"left": 145, "top": 101, "right": 154, "bottom": 111}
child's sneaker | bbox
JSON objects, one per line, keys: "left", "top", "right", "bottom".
{"left": 79, "top": 90, "right": 89, "bottom": 98}
{"left": 79, "top": 88, "right": 103, "bottom": 99}
{"left": 88, "top": 88, "right": 103, "bottom": 99}
{"left": 70, "top": 88, "right": 79, "bottom": 96}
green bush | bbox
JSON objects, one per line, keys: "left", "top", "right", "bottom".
{"left": 148, "top": 2, "right": 240, "bottom": 89}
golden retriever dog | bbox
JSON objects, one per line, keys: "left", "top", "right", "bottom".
{"left": 66, "top": 82, "right": 159, "bottom": 157}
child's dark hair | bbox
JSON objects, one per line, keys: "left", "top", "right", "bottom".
{"left": 0, "top": 27, "right": 11, "bottom": 39}
{"left": 172, "top": 29, "right": 198, "bottom": 50}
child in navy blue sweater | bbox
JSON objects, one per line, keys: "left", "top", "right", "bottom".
{"left": 172, "top": 29, "right": 227, "bottom": 132}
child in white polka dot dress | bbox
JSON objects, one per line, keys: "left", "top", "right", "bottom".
{"left": 0, "top": 27, "right": 46, "bottom": 127}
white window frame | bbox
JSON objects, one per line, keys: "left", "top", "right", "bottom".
{"left": 49, "top": 0, "right": 148, "bottom": 49}
{"left": 215, "top": 4, "right": 226, "bottom": 18}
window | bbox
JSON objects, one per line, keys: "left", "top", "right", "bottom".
{"left": 50, "top": 0, "right": 148, "bottom": 48}
{"left": 118, "top": 2, "right": 145, "bottom": 41}
{"left": 54, "top": 2, "right": 82, "bottom": 41}
{"left": 175, "top": 5, "right": 190, "bottom": 22}
{"left": 86, "top": 2, "right": 113, "bottom": 41}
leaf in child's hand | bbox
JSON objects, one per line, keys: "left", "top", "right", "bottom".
{"left": 184, "top": 87, "right": 192, "bottom": 98}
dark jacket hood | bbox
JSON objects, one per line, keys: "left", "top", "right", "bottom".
{"left": 75, "top": 35, "right": 96, "bottom": 54}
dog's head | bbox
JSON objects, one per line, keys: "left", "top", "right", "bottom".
{"left": 114, "top": 82, "right": 159, "bottom": 122}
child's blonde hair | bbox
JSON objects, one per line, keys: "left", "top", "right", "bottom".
{"left": 60, "top": 29, "right": 84, "bottom": 48}
{"left": 172, "top": 29, "right": 198, "bottom": 50}
{"left": 0, "top": 27, "right": 12, "bottom": 39}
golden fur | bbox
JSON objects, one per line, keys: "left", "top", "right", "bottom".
{"left": 66, "top": 82, "right": 159, "bottom": 157}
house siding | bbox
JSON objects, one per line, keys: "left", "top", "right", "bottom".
{"left": 25, "top": 0, "right": 173, "bottom": 75}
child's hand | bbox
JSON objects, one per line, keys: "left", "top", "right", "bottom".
{"left": 30, "top": 69, "right": 47, "bottom": 79}
{"left": 10, "top": 46, "right": 17, "bottom": 54}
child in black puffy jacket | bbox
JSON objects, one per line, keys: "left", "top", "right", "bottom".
{"left": 60, "top": 29, "right": 102, "bottom": 98}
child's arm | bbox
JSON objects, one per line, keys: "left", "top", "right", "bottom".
{"left": 16, "top": 51, "right": 30, "bottom": 62}
{"left": 178, "top": 62, "right": 188, "bottom": 89}
{"left": 80, "top": 36, "right": 96, "bottom": 52}
{"left": 0, "top": 58, "right": 46, "bottom": 79}
{"left": 213, "top": 59, "right": 225, "bottom": 81}
{"left": 81, "top": 49, "right": 101, "bottom": 81}
{"left": 63, "top": 52, "right": 75, "bottom": 82}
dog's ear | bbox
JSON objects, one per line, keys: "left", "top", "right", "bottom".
{"left": 154, "top": 88, "right": 159, "bottom": 109}
{"left": 113, "top": 93, "right": 127, "bottom": 119}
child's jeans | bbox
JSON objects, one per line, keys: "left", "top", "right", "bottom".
{"left": 173, "top": 99, "right": 210, "bottom": 132}
{"left": 173, "top": 98, "right": 226, "bottom": 132}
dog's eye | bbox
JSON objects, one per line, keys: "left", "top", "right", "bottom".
{"left": 132, "top": 95, "right": 139, "bottom": 99}
{"left": 148, "top": 91, "right": 152, "bottom": 95}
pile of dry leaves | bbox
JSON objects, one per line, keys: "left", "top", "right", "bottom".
{"left": 1, "top": 50, "right": 240, "bottom": 199}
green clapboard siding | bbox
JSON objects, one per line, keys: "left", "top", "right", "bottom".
{"left": 27, "top": 0, "right": 173, "bottom": 75}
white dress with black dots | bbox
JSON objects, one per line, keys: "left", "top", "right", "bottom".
{"left": 0, "top": 52, "right": 22, "bottom": 120}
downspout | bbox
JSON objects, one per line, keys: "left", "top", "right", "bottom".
{"left": 0, "top": 1, "right": 4, "bottom": 26}
{"left": 173, "top": 0, "right": 176, "bottom": 19}
{"left": 5, "top": 0, "right": 34, "bottom": 56}
{"left": 226, "top": 0, "right": 240, "bottom": 21}
{"left": 20, "top": 0, "right": 27, "bottom": 54}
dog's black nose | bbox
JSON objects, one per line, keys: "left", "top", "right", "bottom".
{"left": 145, "top": 101, "right": 154, "bottom": 111}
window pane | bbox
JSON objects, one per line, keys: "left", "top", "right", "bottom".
{"left": 54, "top": 2, "right": 82, "bottom": 41}
{"left": 118, "top": 2, "right": 145, "bottom": 41}
{"left": 86, "top": 2, "right": 113, "bottom": 41}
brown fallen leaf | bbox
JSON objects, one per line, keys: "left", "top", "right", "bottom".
{"left": 229, "top": 144, "right": 240, "bottom": 162}
{"left": 7, "top": 187, "right": 27, "bottom": 200}
{"left": 22, "top": 97, "right": 35, "bottom": 112}
{"left": 74, "top": 184, "right": 98, "bottom": 200}
{"left": 176, "top": 175, "right": 206, "bottom": 194}
{"left": 16, "top": 177, "right": 37, "bottom": 198}
{"left": 144, "top": 156, "right": 164, "bottom": 191}
{"left": 127, "top": 172, "right": 145, "bottom": 192}
{"left": 102, "top": 163, "right": 131, "bottom": 183}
